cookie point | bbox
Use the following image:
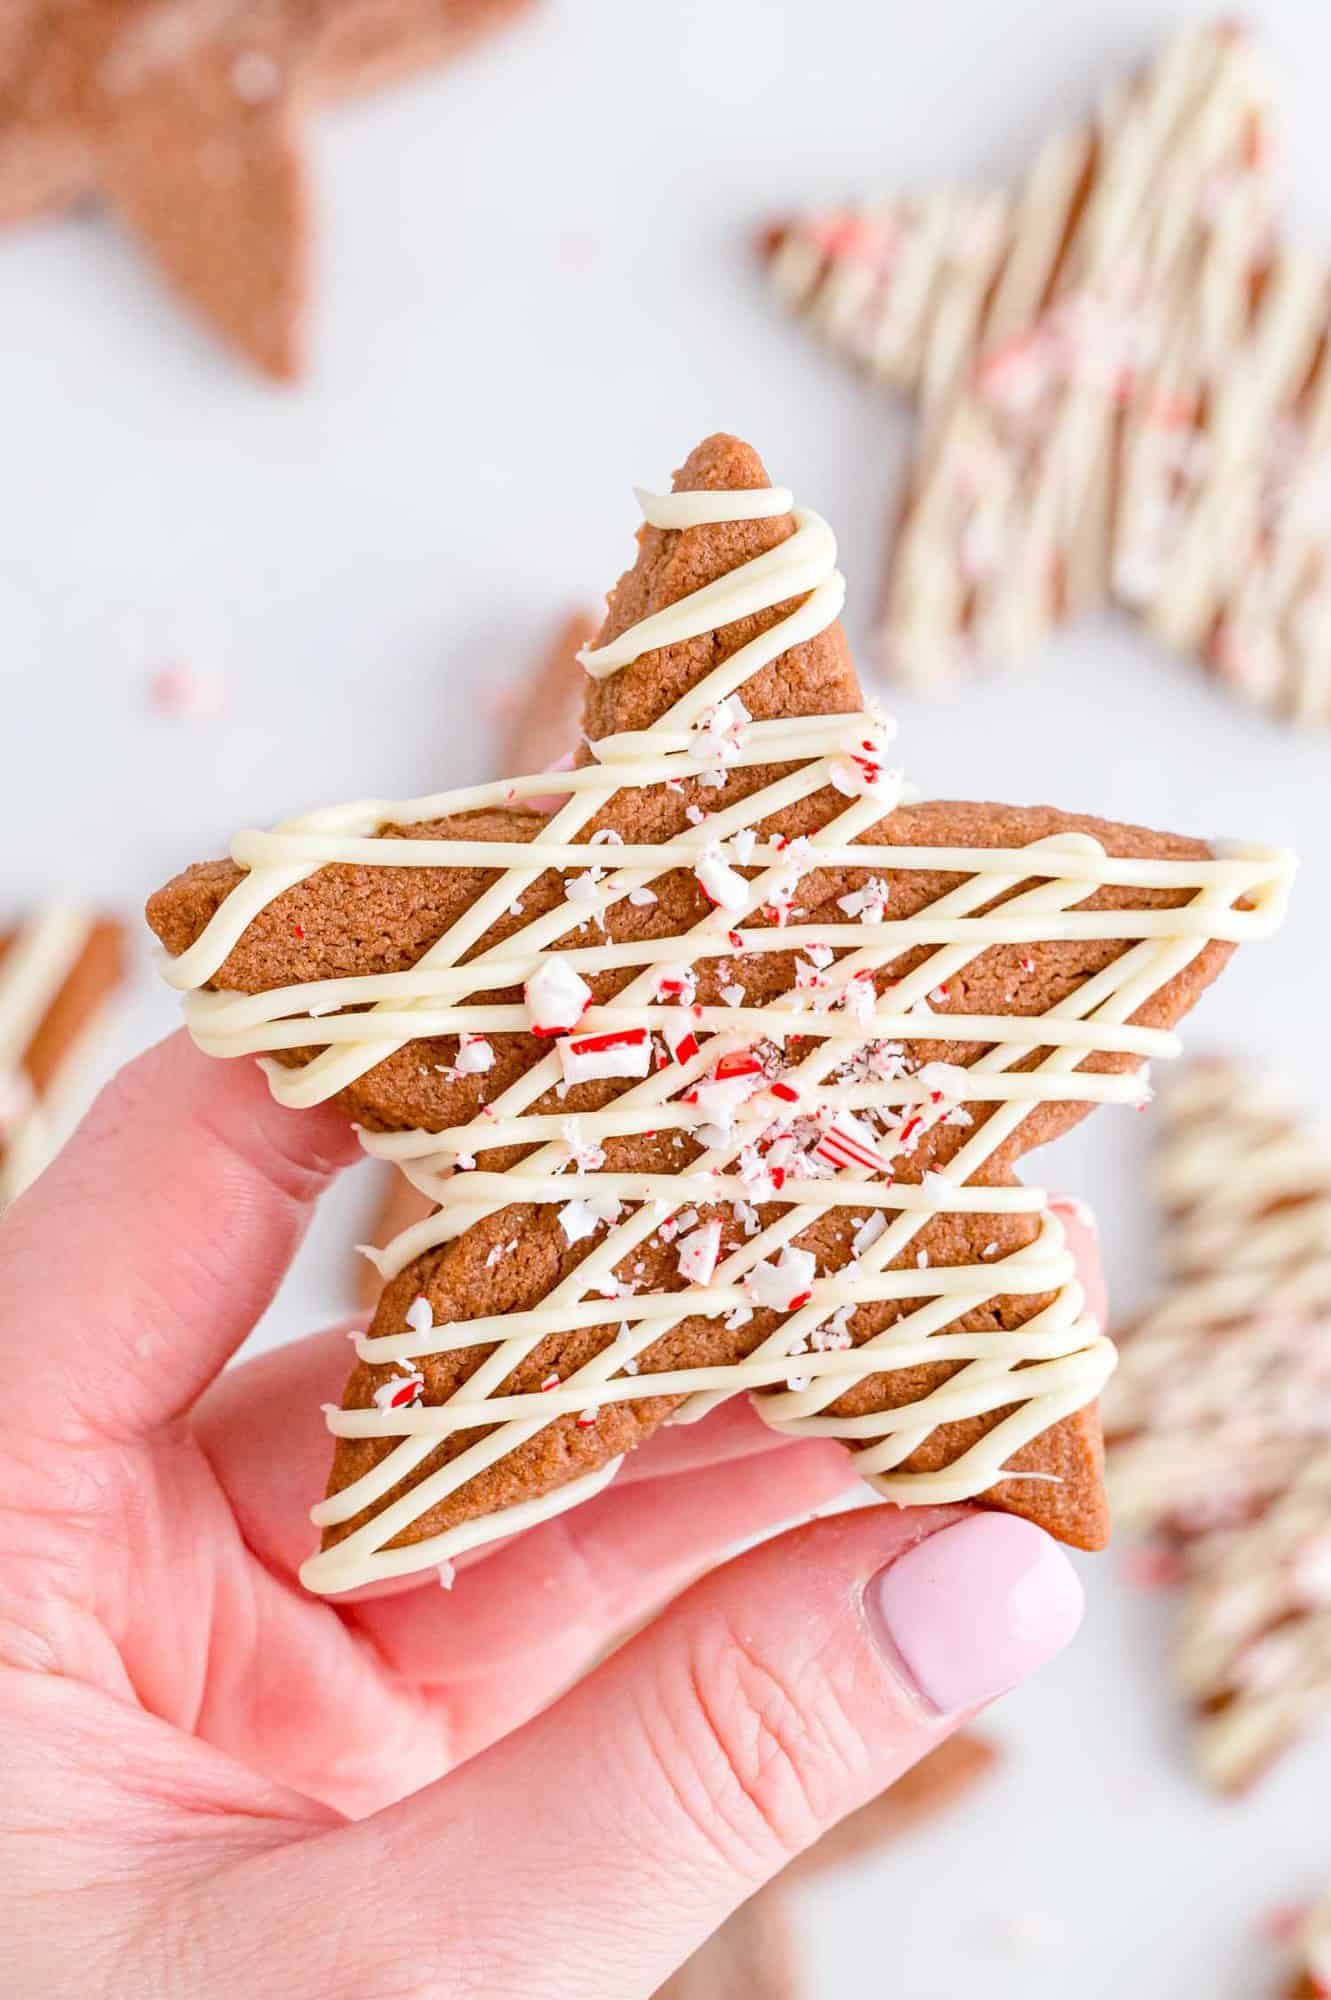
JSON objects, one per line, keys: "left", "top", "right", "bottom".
{"left": 673, "top": 432, "right": 772, "bottom": 497}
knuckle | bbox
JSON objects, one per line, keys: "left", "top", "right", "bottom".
{"left": 638, "top": 1609, "right": 865, "bottom": 1878}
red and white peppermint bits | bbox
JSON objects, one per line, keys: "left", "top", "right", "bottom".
{"left": 695, "top": 842, "right": 750, "bottom": 911}
{"left": 837, "top": 876, "right": 889, "bottom": 922}
{"left": 656, "top": 965, "right": 698, "bottom": 1006}
{"left": 694, "top": 693, "right": 752, "bottom": 765}
{"left": 676, "top": 1217, "right": 723, "bottom": 1287}
{"left": 525, "top": 958, "right": 592, "bottom": 1037}
{"left": 558, "top": 1025, "right": 652, "bottom": 1086}
{"left": 373, "top": 1367, "right": 425, "bottom": 1412}
{"left": 828, "top": 739, "right": 901, "bottom": 804}
{"left": 814, "top": 1112, "right": 889, "bottom": 1175}
{"left": 454, "top": 1033, "right": 494, "bottom": 1075}
{"left": 744, "top": 1246, "right": 817, "bottom": 1312}
{"left": 404, "top": 1295, "right": 434, "bottom": 1336}
{"left": 666, "top": 1019, "right": 702, "bottom": 1065}
{"left": 684, "top": 1048, "right": 766, "bottom": 1129}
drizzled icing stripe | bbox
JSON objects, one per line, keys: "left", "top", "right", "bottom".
{"left": 1105, "top": 1059, "right": 1331, "bottom": 1793}
{"left": 1106, "top": 1059, "right": 1331, "bottom": 1537}
{"left": 768, "top": 24, "right": 1331, "bottom": 727}
{"left": 1179, "top": 1445, "right": 1331, "bottom": 1793}
{"left": 159, "top": 480, "right": 1294, "bottom": 1595}
{"left": 0, "top": 907, "right": 97, "bottom": 1205}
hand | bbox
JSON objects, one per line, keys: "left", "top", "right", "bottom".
{"left": 0, "top": 1033, "right": 1097, "bottom": 1998}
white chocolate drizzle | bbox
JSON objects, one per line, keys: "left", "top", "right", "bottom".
{"left": 769, "top": 23, "right": 1331, "bottom": 727}
{"left": 1107, "top": 1060, "right": 1331, "bottom": 1533}
{"left": 0, "top": 906, "right": 98, "bottom": 1206}
{"left": 158, "top": 477, "right": 1294, "bottom": 1595}
{"left": 1106, "top": 1059, "right": 1331, "bottom": 1792}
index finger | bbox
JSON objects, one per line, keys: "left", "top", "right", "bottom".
{"left": 0, "top": 1031, "right": 357, "bottom": 1444}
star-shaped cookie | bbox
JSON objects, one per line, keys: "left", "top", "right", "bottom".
{"left": 356, "top": 607, "right": 598, "bottom": 1306}
{"left": 766, "top": 21, "right": 1331, "bottom": 727}
{"left": 146, "top": 432, "right": 1294, "bottom": 1595}
{"left": 1105, "top": 1057, "right": 1331, "bottom": 1791}
{"left": 1, "top": 906, "right": 126, "bottom": 1206}
{"left": 0, "top": 0, "right": 533, "bottom": 378}
{"left": 1290, "top": 1886, "right": 1331, "bottom": 1999}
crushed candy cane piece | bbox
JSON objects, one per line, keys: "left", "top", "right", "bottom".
{"left": 525, "top": 959, "right": 592, "bottom": 1037}
{"left": 745, "top": 1246, "right": 817, "bottom": 1312}
{"left": 677, "top": 1218, "right": 723, "bottom": 1286}
{"left": 373, "top": 1367, "right": 425, "bottom": 1411}
{"left": 696, "top": 842, "right": 750, "bottom": 910}
{"left": 559, "top": 1025, "right": 652, "bottom": 1085}
{"left": 454, "top": 1034, "right": 494, "bottom": 1075}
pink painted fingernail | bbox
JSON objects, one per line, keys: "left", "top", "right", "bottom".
{"left": 864, "top": 1515, "right": 1084, "bottom": 1715}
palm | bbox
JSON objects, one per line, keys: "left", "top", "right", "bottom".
{"left": 0, "top": 1040, "right": 856, "bottom": 1829}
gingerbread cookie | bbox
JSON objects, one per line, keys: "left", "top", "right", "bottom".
{"left": 1290, "top": 1888, "right": 1331, "bottom": 1999}
{"left": 356, "top": 608, "right": 599, "bottom": 1304}
{"left": 146, "top": 431, "right": 1295, "bottom": 1595}
{"left": 0, "top": 0, "right": 534, "bottom": 379}
{"left": 766, "top": 23, "right": 1331, "bottom": 726}
{"left": 0, "top": 907, "right": 126, "bottom": 1205}
{"left": 655, "top": 1734, "right": 996, "bottom": 2000}
{"left": 1106, "top": 1058, "right": 1331, "bottom": 1791}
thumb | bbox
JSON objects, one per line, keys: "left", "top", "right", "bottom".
{"left": 242, "top": 1506, "right": 1082, "bottom": 1999}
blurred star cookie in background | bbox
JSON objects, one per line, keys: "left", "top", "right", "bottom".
{"left": 0, "top": 0, "right": 536, "bottom": 378}
{"left": 1105, "top": 1057, "right": 1331, "bottom": 1792}
{"left": 0, "top": 907, "right": 126, "bottom": 1206}
{"left": 765, "top": 21, "right": 1331, "bottom": 727}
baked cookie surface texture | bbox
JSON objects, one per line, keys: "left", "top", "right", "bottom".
{"left": 147, "top": 433, "right": 1295, "bottom": 1594}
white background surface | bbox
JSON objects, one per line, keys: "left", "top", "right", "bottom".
{"left": 3, "top": 3, "right": 1330, "bottom": 1994}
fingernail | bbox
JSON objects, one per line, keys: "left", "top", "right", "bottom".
{"left": 864, "top": 1514, "right": 1084, "bottom": 1715}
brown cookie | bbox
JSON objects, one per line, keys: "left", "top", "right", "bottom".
{"left": 353, "top": 608, "right": 600, "bottom": 1306}
{"left": 146, "top": 431, "right": 1293, "bottom": 1591}
{"left": 357, "top": 1165, "right": 434, "bottom": 1311}
{"left": 1289, "top": 1888, "right": 1331, "bottom": 1998}
{"left": 0, "top": 908, "right": 127, "bottom": 1204}
{"left": 1, "top": 0, "right": 534, "bottom": 378}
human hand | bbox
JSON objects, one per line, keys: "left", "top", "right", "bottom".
{"left": 0, "top": 1033, "right": 1098, "bottom": 1998}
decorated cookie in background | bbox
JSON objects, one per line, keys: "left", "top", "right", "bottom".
{"left": 766, "top": 21, "right": 1331, "bottom": 728}
{"left": 356, "top": 609, "right": 599, "bottom": 1306}
{"left": 656, "top": 1734, "right": 997, "bottom": 2000}
{"left": 0, "top": 908, "right": 126, "bottom": 1206}
{"left": 499, "top": 608, "right": 601, "bottom": 781}
{"left": 146, "top": 431, "right": 1294, "bottom": 1597}
{"left": 1290, "top": 1887, "right": 1331, "bottom": 1999}
{"left": 1105, "top": 1058, "right": 1331, "bottom": 1792}
{"left": 0, "top": 0, "right": 534, "bottom": 379}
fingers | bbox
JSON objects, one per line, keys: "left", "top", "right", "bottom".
{"left": 196, "top": 1332, "right": 861, "bottom": 1757}
{"left": 351, "top": 1438, "right": 859, "bottom": 1754}
{"left": 0, "top": 1032, "right": 357, "bottom": 1443}
{"left": 195, "top": 1329, "right": 817, "bottom": 1585}
{"left": 264, "top": 1507, "right": 1081, "bottom": 2000}
{"left": 1050, "top": 1193, "right": 1108, "bottom": 1329}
